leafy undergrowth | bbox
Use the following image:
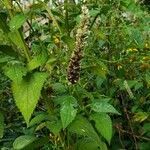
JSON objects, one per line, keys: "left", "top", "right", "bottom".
{"left": 0, "top": 0, "right": 150, "bottom": 150}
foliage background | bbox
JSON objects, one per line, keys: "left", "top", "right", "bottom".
{"left": 0, "top": 0, "right": 150, "bottom": 149}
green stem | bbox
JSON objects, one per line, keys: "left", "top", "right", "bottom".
{"left": 44, "top": 4, "right": 62, "bottom": 34}
{"left": 3, "top": 0, "right": 31, "bottom": 62}
{"left": 64, "top": 0, "right": 69, "bottom": 35}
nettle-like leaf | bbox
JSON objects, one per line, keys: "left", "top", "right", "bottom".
{"left": 4, "top": 63, "right": 27, "bottom": 83}
{"left": 0, "top": 112, "right": 4, "bottom": 138}
{"left": 12, "top": 72, "right": 48, "bottom": 124}
{"left": 91, "top": 101, "right": 120, "bottom": 115}
{"left": 13, "top": 135, "right": 36, "bottom": 150}
{"left": 9, "top": 14, "right": 26, "bottom": 31}
{"left": 60, "top": 96, "right": 77, "bottom": 129}
{"left": 91, "top": 113, "right": 112, "bottom": 144}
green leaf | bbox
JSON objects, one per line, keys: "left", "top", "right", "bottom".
{"left": 0, "top": 53, "right": 14, "bottom": 63}
{"left": 91, "top": 101, "right": 120, "bottom": 115}
{"left": 68, "top": 115, "right": 101, "bottom": 144}
{"left": 8, "top": 31, "right": 26, "bottom": 50}
{"left": 28, "top": 113, "right": 48, "bottom": 127}
{"left": 0, "top": 112, "right": 4, "bottom": 138}
{"left": 27, "top": 50, "right": 48, "bottom": 71}
{"left": 0, "top": 12, "right": 9, "bottom": 33}
{"left": 76, "top": 138, "right": 107, "bottom": 150}
{"left": 52, "top": 83, "right": 67, "bottom": 95}
{"left": 9, "top": 14, "right": 26, "bottom": 31}
{"left": 46, "top": 120, "right": 62, "bottom": 135}
{"left": 91, "top": 113, "right": 112, "bottom": 144}
{"left": 4, "top": 63, "right": 27, "bottom": 83}
{"left": 60, "top": 96, "right": 77, "bottom": 129}
{"left": 0, "top": 45, "right": 18, "bottom": 58}
{"left": 13, "top": 135, "right": 36, "bottom": 150}
{"left": 12, "top": 72, "right": 48, "bottom": 124}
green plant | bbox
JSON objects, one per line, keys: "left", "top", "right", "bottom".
{"left": 0, "top": 0, "right": 149, "bottom": 149}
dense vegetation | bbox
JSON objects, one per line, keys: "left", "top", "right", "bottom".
{"left": 0, "top": 0, "right": 149, "bottom": 149}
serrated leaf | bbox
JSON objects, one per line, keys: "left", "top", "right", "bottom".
{"left": 60, "top": 96, "right": 77, "bottom": 129}
{"left": 9, "top": 14, "right": 26, "bottom": 31}
{"left": 0, "top": 112, "right": 4, "bottom": 138}
{"left": 13, "top": 135, "right": 36, "bottom": 150}
{"left": 27, "top": 50, "right": 48, "bottom": 71}
{"left": 91, "top": 101, "right": 120, "bottom": 115}
{"left": 52, "top": 83, "right": 66, "bottom": 95}
{"left": 4, "top": 63, "right": 27, "bottom": 83}
{"left": 91, "top": 113, "right": 112, "bottom": 144}
{"left": 12, "top": 72, "right": 48, "bottom": 124}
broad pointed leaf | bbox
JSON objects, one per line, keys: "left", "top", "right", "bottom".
{"left": 4, "top": 63, "right": 27, "bottom": 83}
{"left": 13, "top": 135, "right": 36, "bottom": 150}
{"left": 91, "top": 101, "right": 120, "bottom": 115}
{"left": 91, "top": 113, "right": 112, "bottom": 144}
{"left": 60, "top": 96, "right": 77, "bottom": 129}
{"left": 68, "top": 115, "right": 100, "bottom": 144}
{"left": 12, "top": 72, "right": 48, "bottom": 124}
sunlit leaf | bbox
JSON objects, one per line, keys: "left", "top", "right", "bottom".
{"left": 91, "top": 101, "right": 120, "bottom": 115}
{"left": 4, "top": 63, "right": 27, "bottom": 83}
{"left": 12, "top": 72, "right": 48, "bottom": 124}
{"left": 60, "top": 96, "right": 77, "bottom": 129}
{"left": 9, "top": 14, "right": 26, "bottom": 31}
{"left": 27, "top": 50, "right": 48, "bottom": 71}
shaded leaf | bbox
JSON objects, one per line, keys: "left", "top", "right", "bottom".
{"left": 13, "top": 135, "right": 36, "bottom": 150}
{"left": 76, "top": 138, "right": 103, "bottom": 150}
{"left": 0, "top": 112, "right": 4, "bottom": 138}
{"left": 46, "top": 120, "right": 62, "bottom": 135}
{"left": 0, "top": 12, "right": 9, "bottom": 33}
{"left": 68, "top": 115, "right": 100, "bottom": 144}
{"left": 29, "top": 113, "right": 48, "bottom": 127}
{"left": 133, "top": 112, "right": 149, "bottom": 123}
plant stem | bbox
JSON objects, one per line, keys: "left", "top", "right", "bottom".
{"left": 64, "top": 0, "right": 69, "bottom": 35}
